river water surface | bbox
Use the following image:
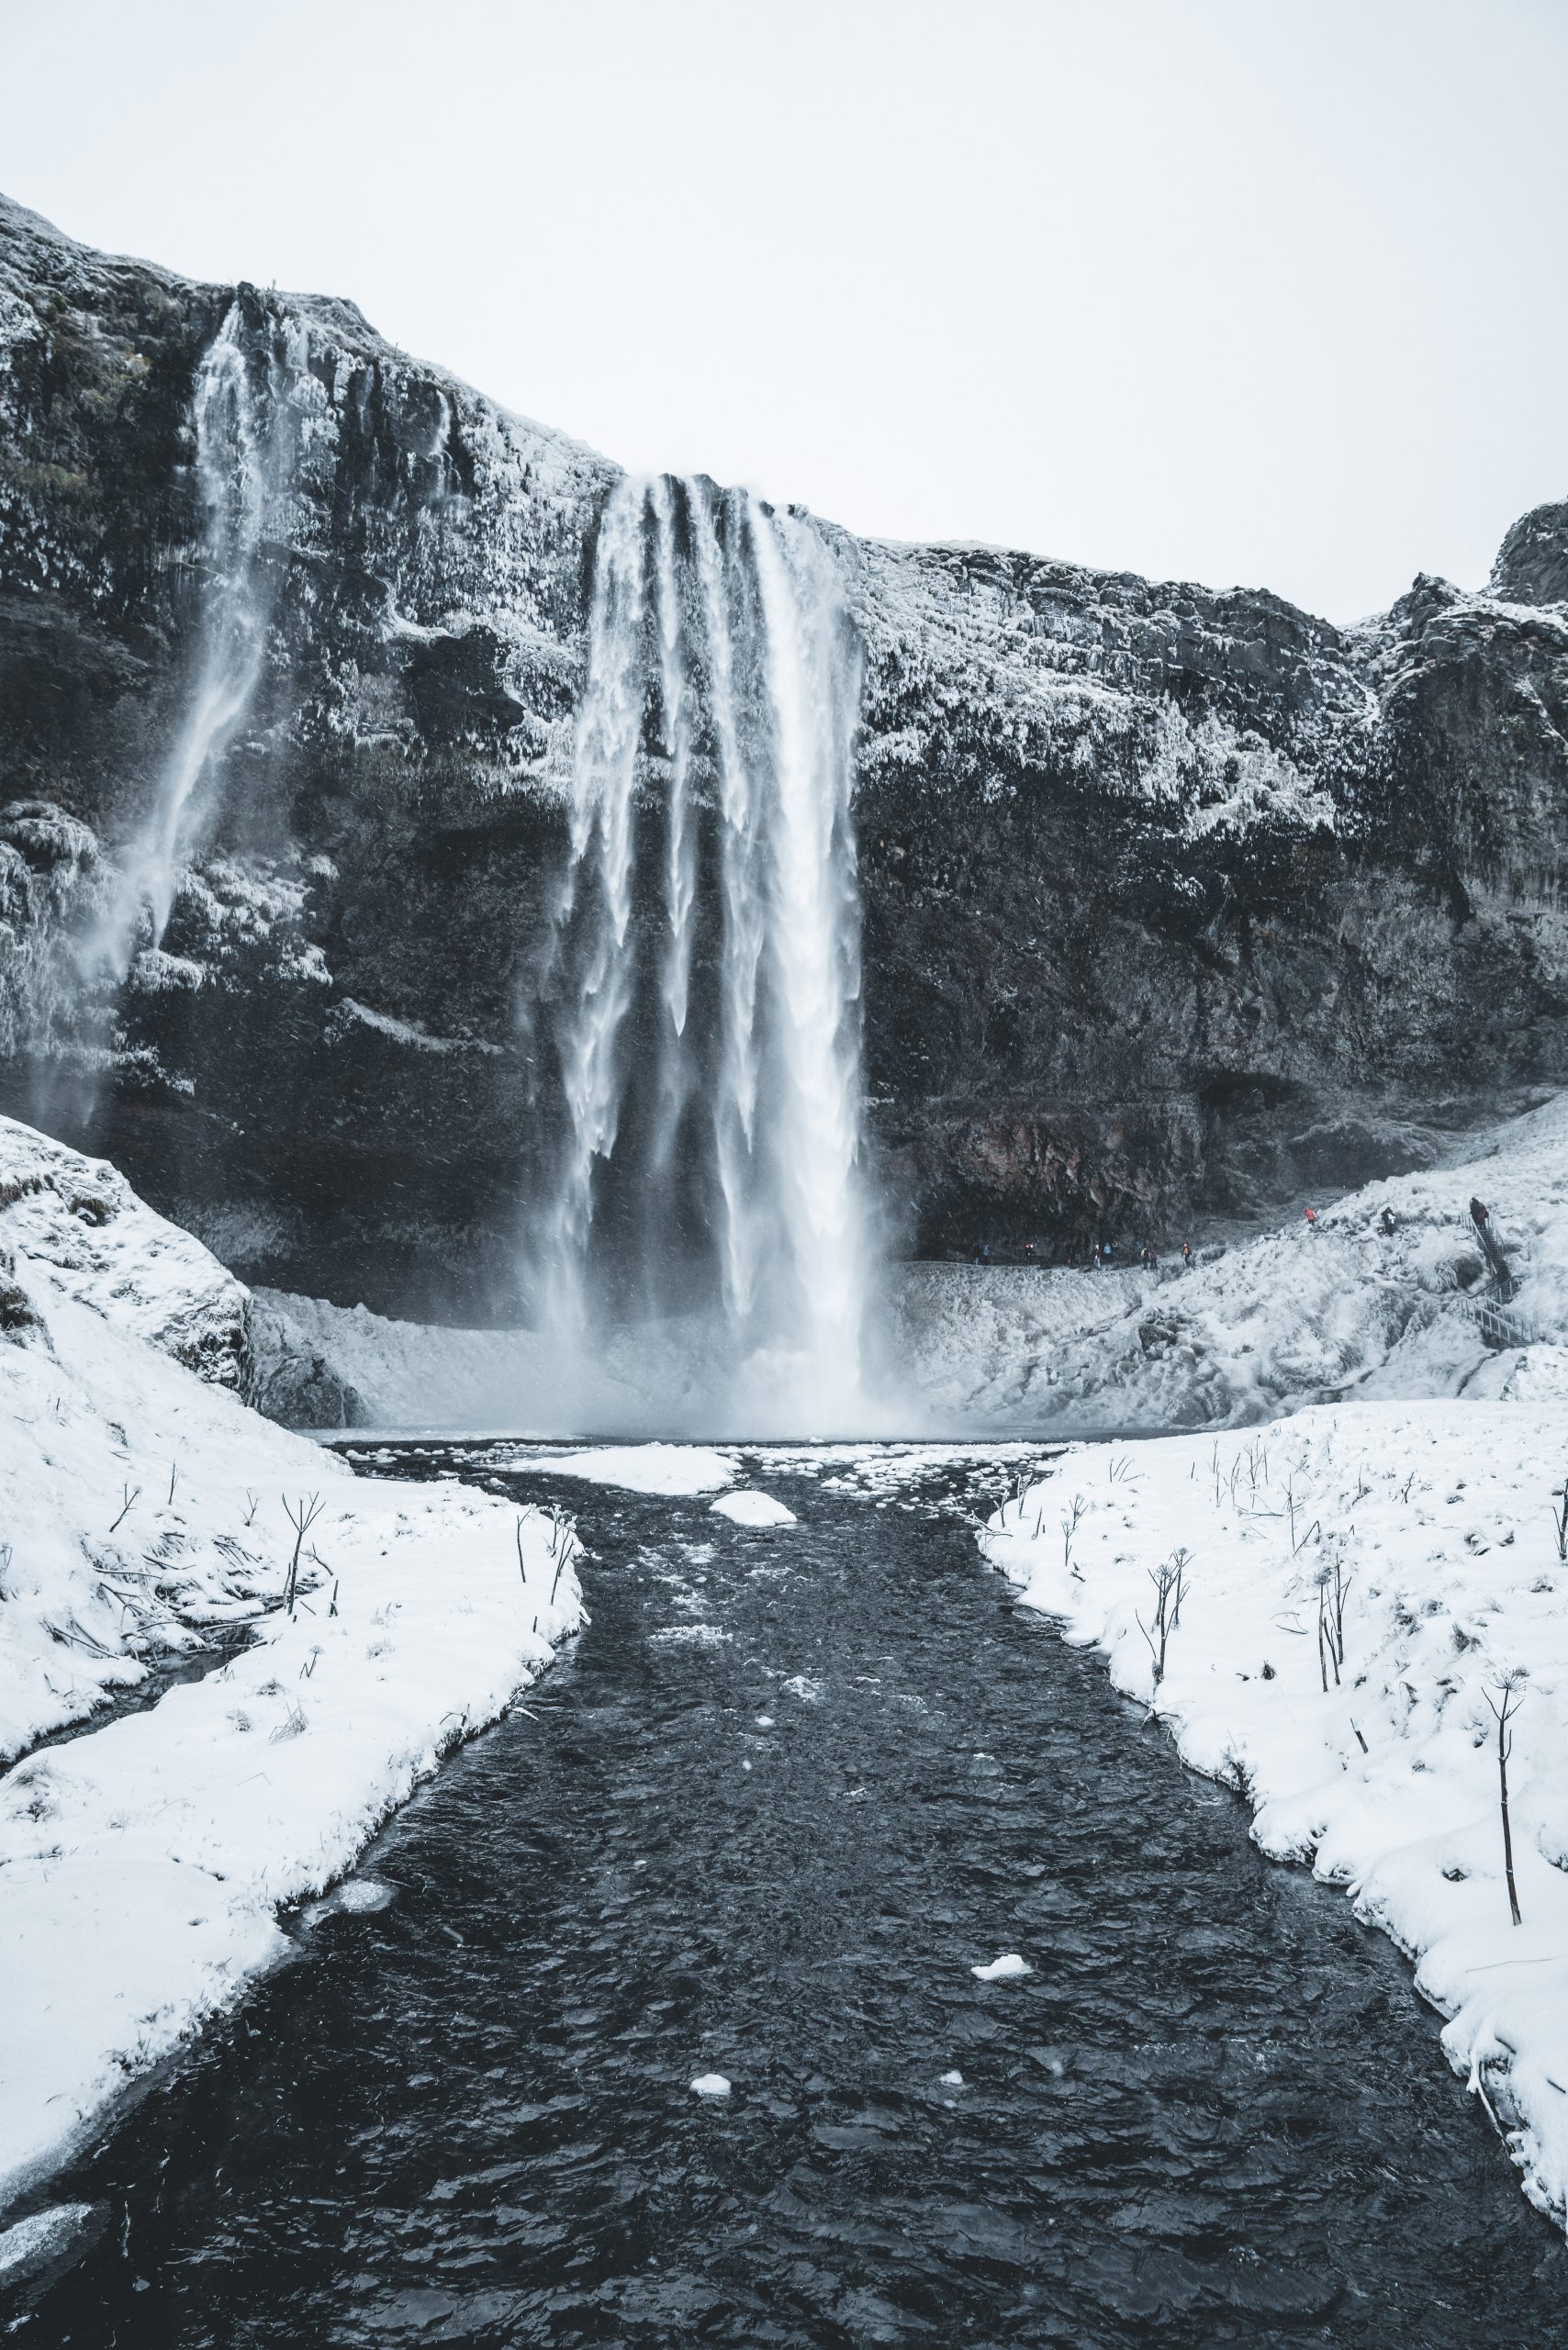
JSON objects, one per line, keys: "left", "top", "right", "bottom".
{"left": 34, "top": 1445, "right": 1567, "bottom": 2345}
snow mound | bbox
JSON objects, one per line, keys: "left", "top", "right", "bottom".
{"left": 985, "top": 1399, "right": 1568, "bottom": 2225}
{"left": 711, "top": 1490, "right": 797, "bottom": 1527}
{"left": 1, "top": 1114, "right": 248, "bottom": 1390}
{"left": 334, "top": 1877, "right": 396, "bottom": 1914}
{"left": 971, "top": 1953, "right": 1032, "bottom": 1981}
{"left": 251, "top": 1290, "right": 666, "bottom": 1435}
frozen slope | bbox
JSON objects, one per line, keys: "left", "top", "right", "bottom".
{"left": 890, "top": 1089, "right": 1568, "bottom": 1432}
{"left": 984, "top": 1402, "right": 1568, "bottom": 2227}
{"left": 0, "top": 1118, "right": 583, "bottom": 2208}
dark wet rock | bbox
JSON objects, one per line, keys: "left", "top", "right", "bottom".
{"left": 1137, "top": 1314, "right": 1183, "bottom": 1359}
{"left": 1, "top": 192, "right": 1566, "bottom": 1308}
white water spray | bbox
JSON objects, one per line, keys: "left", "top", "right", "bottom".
{"left": 537, "top": 475, "right": 870, "bottom": 1429}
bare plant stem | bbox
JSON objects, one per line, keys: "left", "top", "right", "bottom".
{"left": 281, "top": 1492, "right": 326, "bottom": 1617}
{"left": 1484, "top": 1673, "right": 1527, "bottom": 1927}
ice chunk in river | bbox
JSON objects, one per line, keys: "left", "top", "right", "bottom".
{"left": 518, "top": 1444, "right": 737, "bottom": 1495}
{"left": 336, "top": 1878, "right": 396, "bottom": 1914}
{"left": 711, "top": 1490, "right": 798, "bottom": 1527}
{"left": 0, "top": 2203, "right": 100, "bottom": 2286}
{"left": 971, "top": 1953, "right": 1032, "bottom": 1981}
{"left": 690, "top": 2073, "right": 732, "bottom": 2098}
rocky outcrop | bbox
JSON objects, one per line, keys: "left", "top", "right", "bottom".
{"left": 0, "top": 1113, "right": 251, "bottom": 1388}
{"left": 1492, "top": 502, "right": 1568, "bottom": 609}
{"left": 2, "top": 193, "right": 1566, "bottom": 1306}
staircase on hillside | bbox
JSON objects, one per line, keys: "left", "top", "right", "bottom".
{"left": 1463, "top": 1199, "right": 1546, "bottom": 1350}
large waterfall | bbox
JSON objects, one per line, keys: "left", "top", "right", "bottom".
{"left": 533, "top": 476, "right": 872, "bottom": 1432}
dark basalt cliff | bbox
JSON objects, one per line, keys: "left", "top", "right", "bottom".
{"left": 2, "top": 194, "right": 1566, "bottom": 1315}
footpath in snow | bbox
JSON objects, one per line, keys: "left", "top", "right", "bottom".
{"left": 0, "top": 1116, "right": 583, "bottom": 2213}
{"left": 984, "top": 1402, "right": 1568, "bottom": 2230}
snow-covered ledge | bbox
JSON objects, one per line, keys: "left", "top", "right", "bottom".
{"left": 982, "top": 1404, "right": 1568, "bottom": 2230}
{"left": 0, "top": 1118, "right": 583, "bottom": 2209}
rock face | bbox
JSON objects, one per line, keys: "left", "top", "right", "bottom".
{"left": 2, "top": 192, "right": 1566, "bottom": 1309}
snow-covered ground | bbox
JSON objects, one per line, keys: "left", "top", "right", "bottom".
{"left": 892, "top": 1090, "right": 1568, "bottom": 1432}
{"left": 982, "top": 1403, "right": 1568, "bottom": 2228}
{"left": 0, "top": 1116, "right": 583, "bottom": 2210}
{"left": 11, "top": 1085, "right": 1568, "bottom": 2237}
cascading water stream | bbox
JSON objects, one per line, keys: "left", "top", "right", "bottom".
{"left": 4, "top": 304, "right": 290, "bottom": 1117}
{"left": 98, "top": 302, "right": 287, "bottom": 975}
{"left": 535, "top": 474, "right": 871, "bottom": 1430}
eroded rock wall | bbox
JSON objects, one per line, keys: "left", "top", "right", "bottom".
{"left": 2, "top": 193, "right": 1565, "bottom": 1305}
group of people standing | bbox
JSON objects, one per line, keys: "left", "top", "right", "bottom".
{"left": 965, "top": 1238, "right": 1197, "bottom": 1270}
{"left": 1095, "top": 1239, "right": 1194, "bottom": 1272}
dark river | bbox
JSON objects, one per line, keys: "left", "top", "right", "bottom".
{"left": 28, "top": 1446, "right": 1566, "bottom": 2346}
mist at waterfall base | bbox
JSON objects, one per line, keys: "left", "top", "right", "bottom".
{"left": 519, "top": 475, "right": 902, "bottom": 1441}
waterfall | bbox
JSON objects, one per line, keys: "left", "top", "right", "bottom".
{"left": 101, "top": 303, "right": 286, "bottom": 971}
{"left": 535, "top": 475, "right": 870, "bottom": 1429}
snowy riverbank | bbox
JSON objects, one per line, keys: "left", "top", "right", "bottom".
{"left": 0, "top": 1117, "right": 583, "bottom": 2209}
{"left": 983, "top": 1403, "right": 1568, "bottom": 2228}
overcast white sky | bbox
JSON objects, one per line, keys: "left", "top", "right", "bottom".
{"left": 5, "top": 0, "right": 1564, "bottom": 620}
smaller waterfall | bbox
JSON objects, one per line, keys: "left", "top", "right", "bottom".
{"left": 534, "top": 475, "right": 871, "bottom": 1430}
{"left": 99, "top": 303, "right": 287, "bottom": 972}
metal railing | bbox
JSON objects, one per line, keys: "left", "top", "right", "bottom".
{"left": 1460, "top": 1292, "right": 1549, "bottom": 1352}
